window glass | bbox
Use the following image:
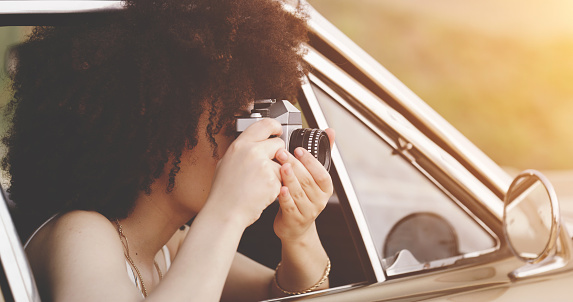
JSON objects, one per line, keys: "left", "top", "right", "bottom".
{"left": 310, "top": 78, "right": 495, "bottom": 275}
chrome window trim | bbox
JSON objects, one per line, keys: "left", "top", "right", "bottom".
{"left": 0, "top": 1, "right": 123, "bottom": 14}
{"left": 303, "top": 48, "right": 503, "bottom": 221}
{"left": 301, "top": 79, "right": 386, "bottom": 283}
{"left": 0, "top": 192, "right": 40, "bottom": 302}
{"left": 302, "top": 2, "right": 513, "bottom": 199}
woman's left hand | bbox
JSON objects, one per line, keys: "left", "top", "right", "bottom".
{"left": 273, "top": 129, "right": 335, "bottom": 242}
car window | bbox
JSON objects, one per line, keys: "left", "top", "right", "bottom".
{"left": 307, "top": 74, "right": 496, "bottom": 276}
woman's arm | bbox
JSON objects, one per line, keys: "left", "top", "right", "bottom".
{"left": 271, "top": 143, "right": 333, "bottom": 295}
{"left": 152, "top": 118, "right": 287, "bottom": 302}
{"left": 28, "top": 119, "right": 287, "bottom": 302}
{"left": 221, "top": 130, "right": 335, "bottom": 300}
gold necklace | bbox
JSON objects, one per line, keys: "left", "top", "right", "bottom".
{"left": 114, "top": 220, "right": 163, "bottom": 297}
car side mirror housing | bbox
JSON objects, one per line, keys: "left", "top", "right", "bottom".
{"left": 503, "top": 169, "right": 573, "bottom": 279}
{"left": 503, "top": 169, "right": 560, "bottom": 263}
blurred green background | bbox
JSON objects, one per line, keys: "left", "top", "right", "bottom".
{"left": 0, "top": 26, "right": 29, "bottom": 145}
{"left": 2, "top": 1, "right": 573, "bottom": 172}
{"left": 309, "top": 0, "right": 573, "bottom": 171}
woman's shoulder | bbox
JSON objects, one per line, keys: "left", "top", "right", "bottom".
{"left": 29, "top": 210, "right": 113, "bottom": 242}
{"left": 25, "top": 211, "right": 143, "bottom": 300}
{"left": 55, "top": 210, "right": 113, "bottom": 228}
{"left": 26, "top": 210, "right": 120, "bottom": 265}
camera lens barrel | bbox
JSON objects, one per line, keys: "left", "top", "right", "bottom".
{"left": 288, "top": 128, "right": 331, "bottom": 171}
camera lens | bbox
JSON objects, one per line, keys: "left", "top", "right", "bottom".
{"left": 289, "top": 128, "right": 331, "bottom": 171}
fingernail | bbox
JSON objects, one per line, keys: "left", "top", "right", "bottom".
{"left": 294, "top": 148, "right": 304, "bottom": 158}
{"left": 281, "top": 186, "right": 289, "bottom": 197}
{"left": 278, "top": 150, "right": 288, "bottom": 161}
{"left": 284, "top": 163, "right": 292, "bottom": 175}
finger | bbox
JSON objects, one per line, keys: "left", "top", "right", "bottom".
{"left": 293, "top": 147, "right": 333, "bottom": 195}
{"left": 280, "top": 163, "right": 312, "bottom": 214}
{"left": 277, "top": 186, "right": 299, "bottom": 215}
{"left": 275, "top": 148, "right": 323, "bottom": 201}
{"left": 260, "top": 137, "right": 287, "bottom": 159}
{"left": 324, "top": 128, "right": 335, "bottom": 149}
{"left": 270, "top": 160, "right": 283, "bottom": 183}
{"left": 275, "top": 148, "right": 290, "bottom": 164}
{"left": 237, "top": 118, "right": 283, "bottom": 142}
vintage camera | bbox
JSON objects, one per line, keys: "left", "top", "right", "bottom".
{"left": 236, "top": 99, "right": 331, "bottom": 171}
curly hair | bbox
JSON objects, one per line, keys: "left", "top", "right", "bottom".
{"left": 1, "top": 0, "right": 308, "bottom": 232}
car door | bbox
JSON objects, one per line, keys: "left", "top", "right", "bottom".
{"left": 2, "top": 1, "right": 573, "bottom": 302}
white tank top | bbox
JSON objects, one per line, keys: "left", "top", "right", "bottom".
{"left": 126, "top": 245, "right": 171, "bottom": 297}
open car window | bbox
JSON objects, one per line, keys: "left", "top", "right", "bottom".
{"left": 299, "top": 46, "right": 501, "bottom": 277}
{"left": 308, "top": 76, "right": 496, "bottom": 276}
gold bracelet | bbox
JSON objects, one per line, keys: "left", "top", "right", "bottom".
{"left": 273, "top": 258, "right": 331, "bottom": 295}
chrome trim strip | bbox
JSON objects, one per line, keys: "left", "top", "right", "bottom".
{"left": 301, "top": 79, "right": 386, "bottom": 282}
{"left": 303, "top": 2, "right": 512, "bottom": 198}
{"left": 0, "top": 192, "right": 40, "bottom": 302}
{"left": 0, "top": 1, "right": 123, "bottom": 14}
{"left": 304, "top": 49, "right": 503, "bottom": 220}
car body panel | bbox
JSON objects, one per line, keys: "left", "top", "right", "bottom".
{"left": 304, "top": 257, "right": 573, "bottom": 302}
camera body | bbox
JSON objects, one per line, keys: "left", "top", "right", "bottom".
{"left": 236, "top": 99, "right": 331, "bottom": 170}
{"left": 236, "top": 99, "right": 302, "bottom": 152}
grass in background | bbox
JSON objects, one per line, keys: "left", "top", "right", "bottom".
{"left": 309, "top": 0, "right": 573, "bottom": 170}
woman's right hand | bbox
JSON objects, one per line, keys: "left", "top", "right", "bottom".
{"left": 204, "top": 118, "right": 285, "bottom": 228}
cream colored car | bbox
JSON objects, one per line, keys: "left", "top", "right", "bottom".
{"left": 1, "top": 1, "right": 572, "bottom": 301}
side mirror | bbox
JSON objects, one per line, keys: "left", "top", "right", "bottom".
{"left": 503, "top": 169, "right": 560, "bottom": 264}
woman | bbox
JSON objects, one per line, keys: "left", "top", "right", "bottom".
{"left": 1, "top": 0, "right": 334, "bottom": 301}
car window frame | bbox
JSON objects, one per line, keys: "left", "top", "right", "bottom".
{"left": 0, "top": 190, "right": 40, "bottom": 302}
{"left": 297, "top": 46, "right": 514, "bottom": 280}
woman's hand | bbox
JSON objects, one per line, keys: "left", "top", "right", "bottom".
{"left": 205, "top": 118, "right": 285, "bottom": 229}
{"left": 273, "top": 129, "right": 335, "bottom": 242}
